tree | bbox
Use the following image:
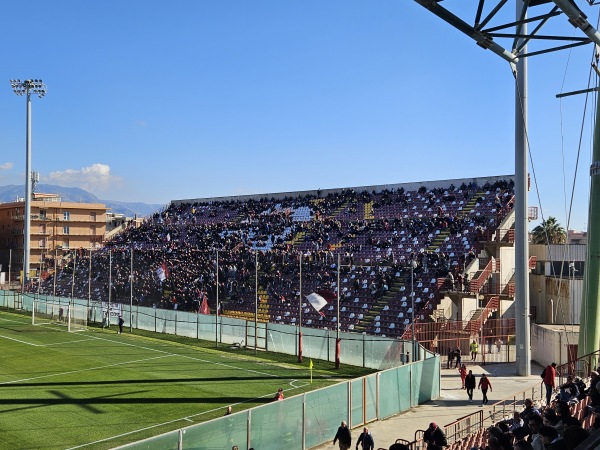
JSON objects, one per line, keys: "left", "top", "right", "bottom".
{"left": 531, "top": 216, "right": 566, "bottom": 244}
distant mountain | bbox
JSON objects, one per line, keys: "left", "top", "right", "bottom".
{"left": 0, "top": 184, "right": 163, "bottom": 218}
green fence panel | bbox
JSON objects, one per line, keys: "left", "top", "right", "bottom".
{"left": 175, "top": 311, "right": 199, "bottom": 338}
{"left": 365, "top": 374, "right": 377, "bottom": 422}
{"left": 411, "top": 360, "right": 423, "bottom": 407}
{"left": 351, "top": 379, "right": 364, "bottom": 429}
{"left": 249, "top": 395, "right": 303, "bottom": 450}
{"left": 197, "top": 313, "right": 217, "bottom": 341}
{"left": 364, "top": 336, "right": 407, "bottom": 370}
{"left": 119, "top": 430, "right": 180, "bottom": 450}
{"left": 379, "top": 364, "right": 412, "bottom": 419}
{"left": 265, "top": 322, "right": 297, "bottom": 355}
{"left": 418, "top": 355, "right": 440, "bottom": 404}
{"left": 305, "top": 383, "right": 349, "bottom": 449}
{"left": 136, "top": 307, "right": 158, "bottom": 332}
{"left": 303, "top": 328, "right": 330, "bottom": 361}
{"left": 340, "top": 333, "right": 364, "bottom": 367}
{"left": 182, "top": 411, "right": 248, "bottom": 450}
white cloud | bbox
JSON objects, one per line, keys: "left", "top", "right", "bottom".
{"left": 45, "top": 163, "right": 122, "bottom": 194}
{"left": 0, "top": 162, "right": 14, "bottom": 170}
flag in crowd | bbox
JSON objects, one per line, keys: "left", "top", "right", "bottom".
{"left": 305, "top": 289, "right": 336, "bottom": 317}
{"left": 199, "top": 295, "right": 210, "bottom": 315}
{"left": 156, "top": 263, "right": 168, "bottom": 282}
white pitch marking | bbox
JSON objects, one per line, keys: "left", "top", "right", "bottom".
{"left": 0, "top": 334, "right": 39, "bottom": 346}
{"left": 82, "top": 332, "right": 280, "bottom": 378}
{"left": 1, "top": 355, "right": 175, "bottom": 385}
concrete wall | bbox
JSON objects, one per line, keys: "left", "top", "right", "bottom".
{"left": 531, "top": 323, "right": 579, "bottom": 367}
{"left": 500, "top": 299, "right": 515, "bottom": 319}
{"left": 461, "top": 296, "right": 478, "bottom": 321}
{"left": 499, "top": 246, "right": 515, "bottom": 287}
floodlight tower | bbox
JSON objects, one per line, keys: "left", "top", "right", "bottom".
{"left": 9, "top": 79, "right": 47, "bottom": 290}
{"left": 413, "top": 0, "right": 600, "bottom": 376}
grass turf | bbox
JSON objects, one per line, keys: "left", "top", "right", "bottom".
{"left": 0, "top": 309, "right": 374, "bottom": 449}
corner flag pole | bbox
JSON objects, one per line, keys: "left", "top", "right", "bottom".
{"left": 309, "top": 359, "right": 313, "bottom": 383}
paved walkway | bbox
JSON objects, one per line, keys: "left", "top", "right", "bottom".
{"left": 311, "top": 361, "right": 545, "bottom": 450}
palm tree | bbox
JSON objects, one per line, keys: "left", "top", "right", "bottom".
{"left": 531, "top": 216, "right": 567, "bottom": 244}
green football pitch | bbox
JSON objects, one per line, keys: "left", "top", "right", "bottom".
{"left": 0, "top": 310, "right": 373, "bottom": 450}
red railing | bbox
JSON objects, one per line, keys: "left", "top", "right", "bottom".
{"left": 470, "top": 259, "right": 493, "bottom": 292}
{"left": 465, "top": 296, "right": 499, "bottom": 334}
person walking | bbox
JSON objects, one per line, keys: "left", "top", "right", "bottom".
{"left": 495, "top": 338, "right": 502, "bottom": 353}
{"left": 454, "top": 346, "right": 462, "bottom": 369}
{"left": 355, "top": 427, "right": 374, "bottom": 450}
{"left": 118, "top": 315, "right": 124, "bottom": 334}
{"left": 478, "top": 373, "right": 493, "bottom": 405}
{"left": 333, "top": 421, "right": 352, "bottom": 450}
{"left": 465, "top": 370, "right": 476, "bottom": 403}
{"left": 470, "top": 340, "right": 478, "bottom": 361}
{"left": 542, "top": 362, "right": 557, "bottom": 407}
{"left": 447, "top": 347, "right": 455, "bottom": 369}
{"left": 458, "top": 364, "right": 467, "bottom": 389}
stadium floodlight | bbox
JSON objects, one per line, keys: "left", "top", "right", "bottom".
{"left": 10, "top": 79, "right": 47, "bottom": 290}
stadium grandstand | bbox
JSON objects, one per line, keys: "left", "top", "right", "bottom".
{"left": 33, "top": 175, "right": 516, "bottom": 343}
{"left": 7, "top": 173, "right": 600, "bottom": 449}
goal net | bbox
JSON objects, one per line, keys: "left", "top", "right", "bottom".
{"left": 32, "top": 300, "right": 88, "bottom": 332}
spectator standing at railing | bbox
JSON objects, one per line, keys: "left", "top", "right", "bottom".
{"left": 542, "top": 363, "right": 557, "bottom": 407}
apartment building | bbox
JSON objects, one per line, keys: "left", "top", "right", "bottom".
{"left": 0, "top": 193, "right": 107, "bottom": 280}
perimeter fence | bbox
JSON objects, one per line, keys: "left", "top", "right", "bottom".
{"left": 0, "top": 290, "right": 441, "bottom": 450}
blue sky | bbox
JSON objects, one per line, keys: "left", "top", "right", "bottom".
{"left": 0, "top": 1, "right": 596, "bottom": 231}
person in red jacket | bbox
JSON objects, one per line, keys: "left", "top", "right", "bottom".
{"left": 478, "top": 373, "right": 493, "bottom": 405}
{"left": 274, "top": 387, "right": 284, "bottom": 401}
{"left": 543, "top": 362, "right": 557, "bottom": 407}
{"left": 458, "top": 364, "right": 467, "bottom": 389}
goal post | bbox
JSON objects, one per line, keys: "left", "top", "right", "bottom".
{"left": 67, "top": 303, "right": 88, "bottom": 332}
{"left": 32, "top": 300, "right": 88, "bottom": 332}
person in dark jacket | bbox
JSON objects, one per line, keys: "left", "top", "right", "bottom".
{"left": 355, "top": 427, "right": 374, "bottom": 450}
{"left": 423, "top": 422, "right": 447, "bottom": 449}
{"left": 465, "top": 370, "right": 477, "bottom": 403}
{"left": 333, "top": 421, "right": 352, "bottom": 450}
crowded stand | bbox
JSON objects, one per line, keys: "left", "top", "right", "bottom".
{"left": 35, "top": 178, "right": 515, "bottom": 338}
